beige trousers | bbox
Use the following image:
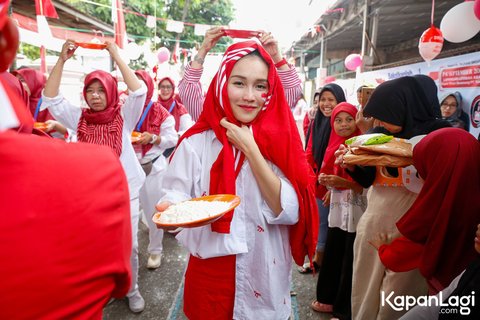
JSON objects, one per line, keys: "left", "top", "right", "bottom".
{"left": 352, "top": 186, "right": 428, "bottom": 320}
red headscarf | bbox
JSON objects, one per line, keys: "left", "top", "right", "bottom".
{"left": 158, "top": 76, "right": 188, "bottom": 131}
{"left": 135, "top": 70, "right": 170, "bottom": 156}
{"left": 77, "top": 70, "right": 123, "bottom": 157}
{"left": 173, "top": 40, "right": 318, "bottom": 266}
{"left": 1, "top": 71, "right": 29, "bottom": 109}
{"left": 11, "top": 68, "right": 53, "bottom": 122}
{"left": 320, "top": 102, "right": 361, "bottom": 180}
{"left": 397, "top": 128, "right": 480, "bottom": 288}
{"left": 0, "top": 74, "right": 33, "bottom": 133}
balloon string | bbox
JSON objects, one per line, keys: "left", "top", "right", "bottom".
{"left": 431, "top": 0, "right": 435, "bottom": 26}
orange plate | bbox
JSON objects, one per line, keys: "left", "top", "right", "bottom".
{"left": 152, "top": 194, "right": 241, "bottom": 229}
{"left": 223, "top": 29, "right": 261, "bottom": 39}
{"left": 131, "top": 131, "right": 141, "bottom": 143}
{"left": 75, "top": 42, "right": 107, "bottom": 50}
{"left": 33, "top": 122, "right": 48, "bottom": 131}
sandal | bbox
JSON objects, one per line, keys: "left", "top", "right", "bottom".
{"left": 311, "top": 300, "right": 333, "bottom": 313}
{"left": 297, "top": 262, "right": 320, "bottom": 274}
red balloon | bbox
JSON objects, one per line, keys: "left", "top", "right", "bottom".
{"left": 418, "top": 25, "right": 443, "bottom": 63}
{"left": 475, "top": 0, "right": 480, "bottom": 21}
{"left": 325, "top": 76, "right": 336, "bottom": 84}
{"left": 0, "top": 18, "right": 19, "bottom": 72}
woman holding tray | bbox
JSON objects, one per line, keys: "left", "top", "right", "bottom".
{"left": 336, "top": 75, "right": 450, "bottom": 319}
{"left": 41, "top": 40, "right": 147, "bottom": 313}
{"left": 156, "top": 40, "right": 318, "bottom": 319}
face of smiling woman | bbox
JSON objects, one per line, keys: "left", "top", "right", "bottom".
{"left": 227, "top": 54, "right": 269, "bottom": 124}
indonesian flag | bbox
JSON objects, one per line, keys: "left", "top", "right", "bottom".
{"left": 34, "top": 0, "right": 58, "bottom": 75}
{"left": 35, "top": 0, "right": 58, "bottom": 18}
{"left": 112, "top": 0, "right": 127, "bottom": 49}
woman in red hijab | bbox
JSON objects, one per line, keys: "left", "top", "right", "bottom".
{"left": 134, "top": 70, "right": 178, "bottom": 270}
{"left": 371, "top": 128, "right": 480, "bottom": 295}
{"left": 12, "top": 68, "right": 68, "bottom": 137}
{"left": 41, "top": 40, "right": 147, "bottom": 313}
{"left": 157, "top": 76, "right": 194, "bottom": 134}
{"left": 156, "top": 40, "right": 318, "bottom": 319}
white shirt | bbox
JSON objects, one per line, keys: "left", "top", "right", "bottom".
{"left": 138, "top": 115, "right": 178, "bottom": 162}
{"left": 41, "top": 86, "right": 147, "bottom": 199}
{"left": 159, "top": 130, "right": 299, "bottom": 320}
{"left": 329, "top": 188, "right": 367, "bottom": 233}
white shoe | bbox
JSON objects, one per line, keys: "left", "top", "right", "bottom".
{"left": 147, "top": 253, "right": 161, "bottom": 269}
{"left": 128, "top": 292, "right": 145, "bottom": 313}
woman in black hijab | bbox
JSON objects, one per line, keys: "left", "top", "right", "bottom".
{"left": 362, "top": 75, "right": 448, "bottom": 139}
{"left": 345, "top": 75, "right": 450, "bottom": 319}
{"left": 301, "top": 83, "right": 346, "bottom": 272}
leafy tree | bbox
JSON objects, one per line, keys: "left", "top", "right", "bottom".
{"left": 21, "top": 1, "right": 234, "bottom": 66}
{"left": 63, "top": 0, "right": 235, "bottom": 52}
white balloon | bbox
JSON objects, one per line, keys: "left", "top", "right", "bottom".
{"left": 126, "top": 42, "right": 142, "bottom": 60}
{"left": 440, "top": 1, "right": 480, "bottom": 43}
{"left": 144, "top": 52, "right": 157, "bottom": 68}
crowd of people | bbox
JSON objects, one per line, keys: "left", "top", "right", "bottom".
{"left": 2, "top": 1, "right": 480, "bottom": 318}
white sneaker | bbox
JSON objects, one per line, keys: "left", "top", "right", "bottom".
{"left": 128, "top": 292, "right": 145, "bottom": 313}
{"left": 147, "top": 253, "right": 162, "bottom": 269}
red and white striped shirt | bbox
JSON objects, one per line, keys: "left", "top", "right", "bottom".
{"left": 178, "top": 62, "right": 303, "bottom": 122}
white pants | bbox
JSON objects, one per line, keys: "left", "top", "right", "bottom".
{"left": 139, "top": 158, "right": 167, "bottom": 255}
{"left": 128, "top": 197, "right": 140, "bottom": 297}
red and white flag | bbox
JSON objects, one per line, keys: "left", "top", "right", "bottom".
{"left": 34, "top": 0, "right": 58, "bottom": 75}
{"left": 35, "top": 0, "right": 58, "bottom": 18}
{"left": 112, "top": 0, "right": 127, "bottom": 49}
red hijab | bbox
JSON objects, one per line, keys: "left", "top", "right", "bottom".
{"left": 320, "top": 102, "right": 361, "bottom": 179}
{"left": 135, "top": 70, "right": 170, "bottom": 156}
{"left": 158, "top": 77, "right": 188, "bottom": 131}
{"left": 174, "top": 40, "right": 318, "bottom": 266}
{"left": 77, "top": 70, "right": 123, "bottom": 157}
{"left": 397, "top": 128, "right": 480, "bottom": 288}
{"left": 0, "top": 74, "right": 33, "bottom": 133}
{"left": 11, "top": 68, "right": 53, "bottom": 122}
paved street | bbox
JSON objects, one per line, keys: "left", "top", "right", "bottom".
{"left": 103, "top": 218, "right": 332, "bottom": 320}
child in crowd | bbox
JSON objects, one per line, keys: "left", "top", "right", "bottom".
{"left": 41, "top": 40, "right": 147, "bottom": 313}
{"left": 156, "top": 40, "right": 318, "bottom": 319}
{"left": 311, "top": 102, "right": 366, "bottom": 319}
{"left": 300, "top": 83, "right": 346, "bottom": 273}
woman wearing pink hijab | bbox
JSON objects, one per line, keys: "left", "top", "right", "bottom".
{"left": 41, "top": 39, "right": 147, "bottom": 313}
{"left": 156, "top": 40, "right": 318, "bottom": 319}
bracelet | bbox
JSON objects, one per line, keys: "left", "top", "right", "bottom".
{"left": 274, "top": 58, "right": 288, "bottom": 68}
{"left": 193, "top": 54, "right": 205, "bottom": 65}
{"left": 150, "top": 134, "right": 158, "bottom": 144}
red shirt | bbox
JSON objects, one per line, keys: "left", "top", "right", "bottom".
{"left": 378, "top": 236, "right": 423, "bottom": 273}
{"left": 0, "top": 131, "right": 132, "bottom": 319}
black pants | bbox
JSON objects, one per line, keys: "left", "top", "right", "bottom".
{"left": 316, "top": 227, "right": 356, "bottom": 320}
